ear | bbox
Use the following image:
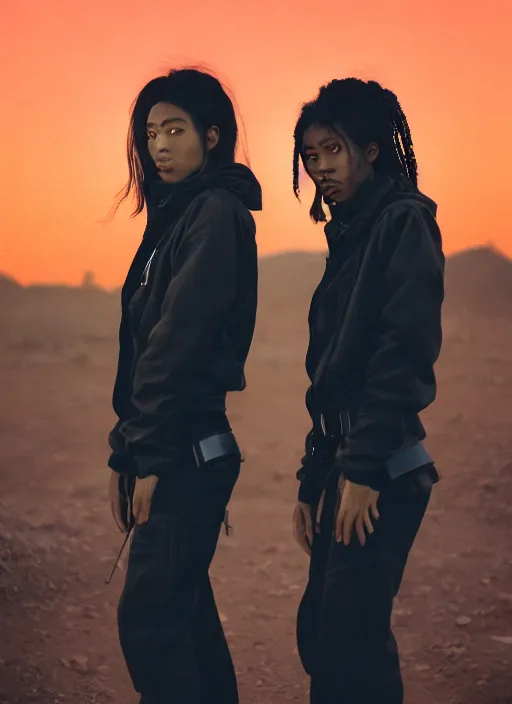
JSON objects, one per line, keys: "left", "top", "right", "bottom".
{"left": 366, "top": 141, "right": 379, "bottom": 164}
{"left": 206, "top": 126, "right": 220, "bottom": 152}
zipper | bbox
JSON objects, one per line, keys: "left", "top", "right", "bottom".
{"left": 141, "top": 248, "right": 158, "bottom": 286}
{"left": 308, "top": 226, "right": 351, "bottom": 345}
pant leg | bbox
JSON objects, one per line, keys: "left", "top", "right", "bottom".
{"left": 310, "top": 470, "right": 433, "bottom": 704}
{"left": 297, "top": 467, "right": 340, "bottom": 675}
{"left": 193, "top": 575, "right": 239, "bottom": 704}
{"left": 117, "top": 456, "right": 240, "bottom": 703}
{"left": 138, "top": 577, "right": 238, "bottom": 704}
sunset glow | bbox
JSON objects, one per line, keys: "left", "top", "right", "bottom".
{"left": 3, "top": 0, "right": 511, "bottom": 287}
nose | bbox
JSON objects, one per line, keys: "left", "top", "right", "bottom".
{"left": 154, "top": 133, "right": 169, "bottom": 154}
{"left": 318, "top": 162, "right": 335, "bottom": 178}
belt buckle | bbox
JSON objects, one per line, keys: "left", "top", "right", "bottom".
{"left": 321, "top": 411, "right": 351, "bottom": 440}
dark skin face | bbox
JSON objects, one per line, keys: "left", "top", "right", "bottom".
{"left": 302, "top": 123, "right": 379, "bottom": 203}
{"left": 146, "top": 102, "right": 219, "bottom": 184}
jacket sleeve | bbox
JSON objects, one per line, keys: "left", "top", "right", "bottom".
{"left": 337, "top": 204, "right": 444, "bottom": 488}
{"left": 118, "top": 196, "right": 239, "bottom": 479}
{"left": 107, "top": 420, "right": 137, "bottom": 474}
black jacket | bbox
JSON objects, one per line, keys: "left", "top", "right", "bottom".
{"left": 108, "top": 163, "right": 262, "bottom": 478}
{"left": 297, "top": 175, "right": 444, "bottom": 503}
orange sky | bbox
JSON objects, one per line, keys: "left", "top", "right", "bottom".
{"left": 2, "top": 0, "right": 511, "bottom": 287}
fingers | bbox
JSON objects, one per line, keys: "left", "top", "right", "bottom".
{"left": 363, "top": 509, "right": 375, "bottom": 540}
{"left": 334, "top": 504, "right": 345, "bottom": 544}
{"left": 134, "top": 496, "right": 150, "bottom": 525}
{"left": 334, "top": 483, "right": 381, "bottom": 546}
{"left": 315, "top": 490, "right": 326, "bottom": 533}
{"left": 108, "top": 473, "right": 126, "bottom": 533}
{"left": 292, "top": 506, "right": 301, "bottom": 544}
{"left": 133, "top": 476, "right": 160, "bottom": 525}
{"left": 132, "top": 489, "right": 144, "bottom": 526}
{"left": 370, "top": 498, "right": 380, "bottom": 521}
{"left": 109, "top": 489, "right": 126, "bottom": 533}
{"left": 335, "top": 493, "right": 356, "bottom": 545}
{"left": 335, "top": 487, "right": 352, "bottom": 545}
{"left": 293, "top": 523, "right": 311, "bottom": 556}
{"left": 293, "top": 506, "right": 312, "bottom": 556}
{"left": 355, "top": 514, "right": 366, "bottom": 547}
{"left": 110, "top": 498, "right": 126, "bottom": 533}
{"left": 298, "top": 533, "right": 311, "bottom": 556}
{"left": 132, "top": 478, "right": 151, "bottom": 526}
{"left": 337, "top": 509, "right": 377, "bottom": 546}
{"left": 342, "top": 509, "right": 354, "bottom": 546}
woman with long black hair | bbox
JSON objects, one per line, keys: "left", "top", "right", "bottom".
{"left": 291, "top": 78, "right": 444, "bottom": 703}
{"left": 106, "top": 67, "right": 262, "bottom": 704}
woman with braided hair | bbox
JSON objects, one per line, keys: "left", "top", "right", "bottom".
{"left": 291, "top": 78, "right": 444, "bottom": 703}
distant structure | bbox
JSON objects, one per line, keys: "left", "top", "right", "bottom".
{"left": 81, "top": 271, "right": 98, "bottom": 289}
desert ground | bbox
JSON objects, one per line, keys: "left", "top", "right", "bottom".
{"left": 1, "top": 247, "right": 511, "bottom": 704}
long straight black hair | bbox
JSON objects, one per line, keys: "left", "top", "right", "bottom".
{"left": 114, "top": 66, "right": 247, "bottom": 217}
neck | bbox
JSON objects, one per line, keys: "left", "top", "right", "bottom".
{"left": 328, "top": 173, "right": 379, "bottom": 224}
{"left": 149, "top": 162, "right": 212, "bottom": 209}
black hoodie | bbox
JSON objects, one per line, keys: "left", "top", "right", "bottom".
{"left": 108, "top": 163, "right": 262, "bottom": 478}
{"left": 297, "top": 174, "right": 444, "bottom": 503}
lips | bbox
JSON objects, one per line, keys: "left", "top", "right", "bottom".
{"left": 321, "top": 183, "right": 339, "bottom": 198}
{"left": 156, "top": 162, "right": 173, "bottom": 172}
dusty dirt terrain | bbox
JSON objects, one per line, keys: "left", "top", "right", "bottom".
{"left": 1, "top": 247, "right": 511, "bottom": 704}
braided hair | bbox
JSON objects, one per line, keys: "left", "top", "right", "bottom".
{"left": 293, "top": 78, "right": 418, "bottom": 222}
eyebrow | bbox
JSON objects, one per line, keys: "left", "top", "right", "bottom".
{"left": 146, "top": 117, "right": 188, "bottom": 129}
{"left": 303, "top": 135, "right": 341, "bottom": 151}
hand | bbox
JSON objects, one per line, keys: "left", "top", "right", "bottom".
{"left": 335, "top": 479, "right": 380, "bottom": 546}
{"left": 132, "top": 475, "right": 159, "bottom": 525}
{"left": 293, "top": 501, "right": 314, "bottom": 556}
{"left": 108, "top": 470, "right": 127, "bottom": 533}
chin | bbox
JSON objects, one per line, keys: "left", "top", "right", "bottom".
{"left": 324, "top": 194, "right": 345, "bottom": 205}
{"left": 159, "top": 172, "right": 182, "bottom": 184}
{"left": 331, "top": 190, "right": 354, "bottom": 204}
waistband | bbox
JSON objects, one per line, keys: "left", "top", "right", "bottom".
{"left": 181, "top": 408, "right": 230, "bottom": 444}
{"left": 318, "top": 408, "right": 434, "bottom": 480}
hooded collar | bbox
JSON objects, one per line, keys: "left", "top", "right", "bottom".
{"left": 323, "top": 173, "right": 437, "bottom": 252}
{"left": 324, "top": 174, "right": 393, "bottom": 251}
{"left": 146, "top": 162, "right": 262, "bottom": 225}
{"left": 122, "top": 163, "right": 261, "bottom": 305}
{"left": 327, "top": 174, "right": 384, "bottom": 227}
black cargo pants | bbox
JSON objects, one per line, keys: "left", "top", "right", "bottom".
{"left": 117, "top": 454, "right": 241, "bottom": 704}
{"left": 297, "top": 464, "right": 436, "bottom": 704}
